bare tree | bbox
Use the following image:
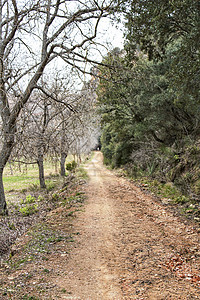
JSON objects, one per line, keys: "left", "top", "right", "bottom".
{"left": 68, "top": 79, "right": 100, "bottom": 161}
{"left": 9, "top": 91, "right": 55, "bottom": 188}
{"left": 0, "top": 0, "right": 116, "bottom": 214}
{"left": 10, "top": 75, "right": 100, "bottom": 184}
{"left": 47, "top": 77, "right": 100, "bottom": 175}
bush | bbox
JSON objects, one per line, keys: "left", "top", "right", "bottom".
{"left": 20, "top": 194, "right": 36, "bottom": 205}
{"left": 25, "top": 194, "right": 36, "bottom": 203}
{"left": 66, "top": 161, "right": 77, "bottom": 171}
{"left": 19, "top": 204, "right": 38, "bottom": 216}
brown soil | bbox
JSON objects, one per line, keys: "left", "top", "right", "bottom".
{"left": 1, "top": 151, "right": 200, "bottom": 299}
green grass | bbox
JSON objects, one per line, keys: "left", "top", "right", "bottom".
{"left": 3, "top": 175, "right": 40, "bottom": 191}
{"left": 3, "top": 157, "right": 75, "bottom": 191}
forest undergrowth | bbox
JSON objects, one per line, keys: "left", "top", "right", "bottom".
{"left": 116, "top": 143, "right": 200, "bottom": 227}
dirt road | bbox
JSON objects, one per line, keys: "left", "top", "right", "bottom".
{"left": 2, "top": 151, "right": 200, "bottom": 299}
{"left": 56, "top": 151, "right": 200, "bottom": 299}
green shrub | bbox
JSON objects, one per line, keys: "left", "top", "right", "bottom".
{"left": 19, "top": 204, "right": 38, "bottom": 216}
{"left": 66, "top": 161, "right": 77, "bottom": 171}
{"left": 20, "top": 194, "right": 36, "bottom": 205}
{"left": 52, "top": 193, "right": 60, "bottom": 201}
{"left": 25, "top": 194, "right": 36, "bottom": 203}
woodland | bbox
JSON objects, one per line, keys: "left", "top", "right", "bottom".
{"left": 0, "top": 1, "right": 200, "bottom": 298}
{"left": 0, "top": 0, "right": 199, "bottom": 216}
{"left": 98, "top": 0, "right": 200, "bottom": 218}
{"left": 0, "top": 0, "right": 105, "bottom": 215}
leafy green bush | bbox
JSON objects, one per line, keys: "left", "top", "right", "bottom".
{"left": 66, "top": 161, "right": 77, "bottom": 171}
{"left": 19, "top": 204, "right": 38, "bottom": 216}
{"left": 20, "top": 194, "right": 36, "bottom": 205}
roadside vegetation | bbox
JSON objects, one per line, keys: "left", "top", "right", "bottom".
{"left": 97, "top": 0, "right": 200, "bottom": 224}
{"left": 0, "top": 155, "right": 89, "bottom": 298}
{"left": 0, "top": 157, "right": 88, "bottom": 263}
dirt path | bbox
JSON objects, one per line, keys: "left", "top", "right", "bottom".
{"left": 1, "top": 152, "right": 200, "bottom": 299}
{"left": 55, "top": 151, "right": 200, "bottom": 299}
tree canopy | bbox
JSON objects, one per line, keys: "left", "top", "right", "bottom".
{"left": 122, "top": 0, "right": 200, "bottom": 100}
{"left": 98, "top": 0, "right": 200, "bottom": 193}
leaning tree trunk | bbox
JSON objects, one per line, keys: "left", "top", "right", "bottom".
{"left": 0, "top": 129, "right": 15, "bottom": 215}
{"left": 0, "top": 169, "right": 8, "bottom": 215}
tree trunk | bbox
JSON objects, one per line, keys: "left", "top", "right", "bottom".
{"left": 0, "top": 125, "right": 16, "bottom": 215}
{"left": 60, "top": 152, "right": 67, "bottom": 177}
{"left": 60, "top": 121, "right": 68, "bottom": 177}
{"left": 37, "top": 143, "right": 46, "bottom": 189}
{"left": 37, "top": 155, "right": 46, "bottom": 189}
{"left": 0, "top": 169, "right": 8, "bottom": 215}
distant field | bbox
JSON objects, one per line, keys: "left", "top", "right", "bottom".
{"left": 3, "top": 156, "right": 74, "bottom": 192}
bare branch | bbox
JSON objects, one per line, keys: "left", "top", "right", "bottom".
{"left": 35, "top": 85, "right": 77, "bottom": 113}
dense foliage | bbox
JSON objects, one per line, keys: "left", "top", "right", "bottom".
{"left": 122, "top": 0, "right": 200, "bottom": 101}
{"left": 98, "top": 0, "right": 200, "bottom": 197}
